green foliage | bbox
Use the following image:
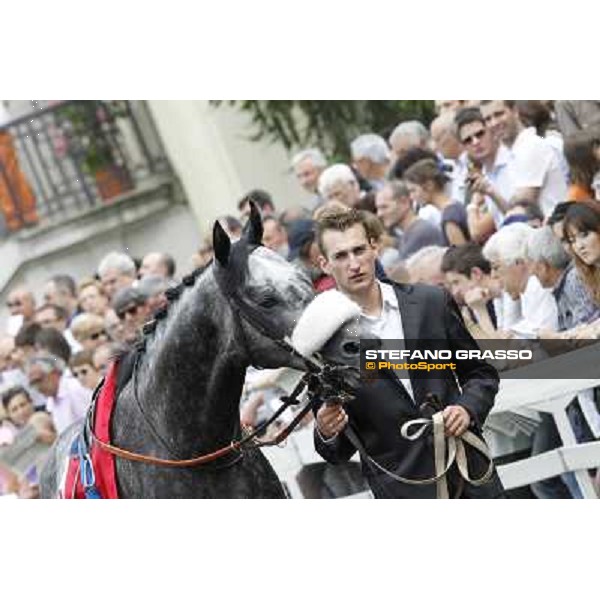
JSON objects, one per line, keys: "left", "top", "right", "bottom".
{"left": 57, "top": 101, "right": 127, "bottom": 173}
{"left": 211, "top": 100, "right": 435, "bottom": 161}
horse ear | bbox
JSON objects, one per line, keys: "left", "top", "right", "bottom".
{"left": 213, "top": 220, "right": 231, "bottom": 266}
{"left": 245, "top": 201, "right": 263, "bottom": 246}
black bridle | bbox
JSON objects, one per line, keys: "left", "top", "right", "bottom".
{"left": 214, "top": 262, "right": 358, "bottom": 399}
{"left": 82, "top": 260, "right": 358, "bottom": 470}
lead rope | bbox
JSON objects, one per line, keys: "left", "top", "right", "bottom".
{"left": 344, "top": 412, "right": 494, "bottom": 499}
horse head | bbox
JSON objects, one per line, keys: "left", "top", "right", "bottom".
{"left": 213, "top": 202, "right": 313, "bottom": 370}
{"left": 213, "top": 202, "right": 363, "bottom": 376}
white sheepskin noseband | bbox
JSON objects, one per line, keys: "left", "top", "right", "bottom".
{"left": 291, "top": 289, "right": 361, "bottom": 358}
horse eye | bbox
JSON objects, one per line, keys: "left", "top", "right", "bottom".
{"left": 259, "top": 296, "right": 278, "bottom": 309}
{"left": 342, "top": 341, "right": 360, "bottom": 355}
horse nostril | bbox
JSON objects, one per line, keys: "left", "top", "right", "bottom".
{"left": 342, "top": 341, "right": 360, "bottom": 355}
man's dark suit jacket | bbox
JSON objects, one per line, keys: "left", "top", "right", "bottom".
{"left": 314, "top": 281, "right": 504, "bottom": 499}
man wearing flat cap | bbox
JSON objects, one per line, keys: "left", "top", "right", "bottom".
{"left": 111, "top": 286, "right": 151, "bottom": 346}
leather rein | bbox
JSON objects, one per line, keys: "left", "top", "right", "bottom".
{"left": 85, "top": 264, "right": 350, "bottom": 469}
{"left": 88, "top": 369, "right": 318, "bottom": 468}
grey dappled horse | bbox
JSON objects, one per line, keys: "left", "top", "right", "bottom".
{"left": 41, "top": 205, "right": 362, "bottom": 498}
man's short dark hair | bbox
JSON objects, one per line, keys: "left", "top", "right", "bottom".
{"left": 547, "top": 201, "right": 575, "bottom": 226}
{"left": 389, "top": 147, "right": 438, "bottom": 180}
{"left": 36, "top": 303, "right": 68, "bottom": 322}
{"left": 237, "top": 189, "right": 275, "bottom": 212}
{"left": 316, "top": 208, "right": 371, "bottom": 256}
{"left": 48, "top": 274, "right": 77, "bottom": 298}
{"left": 2, "top": 385, "right": 32, "bottom": 411}
{"left": 454, "top": 107, "right": 485, "bottom": 138}
{"left": 15, "top": 322, "right": 42, "bottom": 347}
{"left": 35, "top": 327, "right": 72, "bottom": 363}
{"left": 441, "top": 243, "right": 491, "bottom": 277}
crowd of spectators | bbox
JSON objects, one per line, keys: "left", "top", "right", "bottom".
{"left": 1, "top": 99, "right": 600, "bottom": 498}
{"left": 0, "top": 250, "right": 178, "bottom": 497}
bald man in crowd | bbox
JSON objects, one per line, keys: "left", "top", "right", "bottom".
{"left": 138, "top": 251, "right": 177, "bottom": 280}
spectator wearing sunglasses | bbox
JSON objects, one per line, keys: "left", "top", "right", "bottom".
{"left": 4, "top": 286, "right": 36, "bottom": 336}
{"left": 455, "top": 107, "right": 514, "bottom": 242}
{"left": 70, "top": 313, "right": 109, "bottom": 352}
{"left": 70, "top": 350, "right": 102, "bottom": 391}
{"left": 111, "top": 286, "right": 152, "bottom": 345}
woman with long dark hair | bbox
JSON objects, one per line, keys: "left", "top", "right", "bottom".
{"left": 563, "top": 200, "right": 600, "bottom": 309}
{"left": 403, "top": 158, "right": 470, "bottom": 246}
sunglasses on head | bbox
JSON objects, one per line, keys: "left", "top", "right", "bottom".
{"left": 461, "top": 129, "right": 486, "bottom": 145}
{"left": 117, "top": 304, "right": 140, "bottom": 320}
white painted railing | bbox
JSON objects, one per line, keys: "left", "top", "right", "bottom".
{"left": 265, "top": 349, "right": 600, "bottom": 498}
{"left": 491, "top": 376, "right": 600, "bottom": 499}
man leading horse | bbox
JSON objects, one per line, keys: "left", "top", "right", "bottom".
{"left": 313, "top": 207, "right": 505, "bottom": 499}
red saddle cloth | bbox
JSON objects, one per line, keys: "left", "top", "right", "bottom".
{"left": 63, "top": 362, "right": 119, "bottom": 499}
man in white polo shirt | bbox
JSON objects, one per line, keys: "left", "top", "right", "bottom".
{"left": 481, "top": 100, "right": 567, "bottom": 217}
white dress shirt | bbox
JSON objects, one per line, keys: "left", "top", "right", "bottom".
{"left": 359, "top": 282, "right": 414, "bottom": 401}
{"left": 317, "top": 282, "right": 415, "bottom": 445}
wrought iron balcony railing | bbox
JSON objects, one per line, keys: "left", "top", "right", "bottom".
{"left": 0, "top": 100, "right": 171, "bottom": 236}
